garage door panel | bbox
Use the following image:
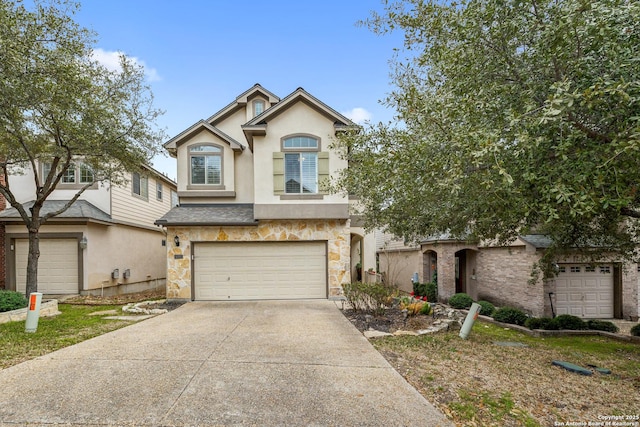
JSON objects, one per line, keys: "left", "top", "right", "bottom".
{"left": 555, "top": 264, "right": 613, "bottom": 319}
{"left": 15, "top": 239, "right": 78, "bottom": 294}
{"left": 194, "top": 242, "right": 327, "bottom": 301}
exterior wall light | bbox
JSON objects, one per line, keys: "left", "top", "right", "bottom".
{"left": 174, "top": 235, "right": 180, "bottom": 247}
{"left": 79, "top": 236, "right": 88, "bottom": 249}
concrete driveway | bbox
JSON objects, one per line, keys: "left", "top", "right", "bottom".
{"left": 0, "top": 300, "right": 451, "bottom": 426}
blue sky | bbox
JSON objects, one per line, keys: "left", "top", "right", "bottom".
{"left": 73, "top": 1, "right": 404, "bottom": 180}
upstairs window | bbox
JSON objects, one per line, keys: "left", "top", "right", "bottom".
{"left": 42, "top": 162, "right": 95, "bottom": 187}
{"left": 156, "top": 182, "right": 163, "bottom": 201}
{"left": 132, "top": 172, "right": 148, "bottom": 199}
{"left": 283, "top": 136, "right": 319, "bottom": 194}
{"left": 253, "top": 99, "right": 265, "bottom": 117}
{"left": 189, "top": 144, "right": 222, "bottom": 186}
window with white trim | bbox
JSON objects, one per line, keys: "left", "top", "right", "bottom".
{"left": 132, "top": 172, "right": 148, "bottom": 199}
{"left": 599, "top": 266, "right": 611, "bottom": 274}
{"left": 189, "top": 145, "right": 222, "bottom": 186}
{"left": 156, "top": 182, "right": 163, "bottom": 201}
{"left": 283, "top": 136, "right": 318, "bottom": 194}
{"left": 42, "top": 162, "right": 95, "bottom": 187}
{"left": 570, "top": 266, "right": 581, "bottom": 273}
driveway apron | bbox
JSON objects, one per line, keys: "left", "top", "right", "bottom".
{"left": 0, "top": 300, "right": 451, "bottom": 426}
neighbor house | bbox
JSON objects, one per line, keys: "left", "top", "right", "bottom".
{"left": 0, "top": 164, "right": 177, "bottom": 296}
{"left": 155, "top": 84, "right": 376, "bottom": 301}
{"left": 377, "top": 232, "right": 640, "bottom": 320}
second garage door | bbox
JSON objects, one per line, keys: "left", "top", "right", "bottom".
{"left": 15, "top": 238, "right": 79, "bottom": 294}
{"left": 555, "top": 264, "right": 614, "bottom": 318}
{"left": 193, "top": 241, "right": 327, "bottom": 300}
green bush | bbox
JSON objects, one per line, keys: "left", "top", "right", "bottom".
{"left": 425, "top": 282, "right": 438, "bottom": 302}
{"left": 448, "top": 293, "right": 473, "bottom": 309}
{"left": 492, "top": 307, "right": 528, "bottom": 326}
{"left": 586, "top": 320, "right": 619, "bottom": 333}
{"left": 524, "top": 317, "right": 558, "bottom": 330}
{"left": 420, "top": 302, "right": 433, "bottom": 315}
{"left": 477, "top": 300, "right": 495, "bottom": 316}
{"left": 412, "top": 282, "right": 437, "bottom": 302}
{"left": 630, "top": 323, "right": 640, "bottom": 337}
{"left": 342, "top": 282, "right": 397, "bottom": 315}
{"left": 0, "top": 290, "right": 28, "bottom": 313}
{"left": 554, "top": 314, "right": 587, "bottom": 330}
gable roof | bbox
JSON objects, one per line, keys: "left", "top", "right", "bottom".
{"left": 163, "top": 120, "right": 245, "bottom": 156}
{"left": 206, "top": 83, "right": 280, "bottom": 126}
{"left": 241, "top": 87, "right": 359, "bottom": 150}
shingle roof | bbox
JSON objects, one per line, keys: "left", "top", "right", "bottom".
{"left": 155, "top": 204, "right": 257, "bottom": 226}
{"left": 519, "top": 234, "right": 553, "bottom": 248}
{"left": 0, "top": 200, "right": 113, "bottom": 223}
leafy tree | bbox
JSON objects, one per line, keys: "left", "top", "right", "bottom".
{"left": 0, "top": 0, "right": 164, "bottom": 296}
{"left": 336, "top": 0, "right": 640, "bottom": 277}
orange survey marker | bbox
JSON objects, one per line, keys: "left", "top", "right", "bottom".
{"left": 29, "top": 294, "right": 37, "bottom": 311}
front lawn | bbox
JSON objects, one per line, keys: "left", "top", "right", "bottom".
{"left": 0, "top": 304, "right": 131, "bottom": 370}
{"left": 373, "top": 321, "right": 640, "bottom": 426}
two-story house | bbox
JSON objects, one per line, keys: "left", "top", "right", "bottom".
{"left": 0, "top": 164, "right": 177, "bottom": 296}
{"left": 155, "top": 84, "right": 376, "bottom": 301}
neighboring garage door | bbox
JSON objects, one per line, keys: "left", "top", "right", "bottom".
{"left": 15, "top": 239, "right": 79, "bottom": 294}
{"left": 194, "top": 242, "right": 327, "bottom": 300}
{"left": 555, "top": 264, "right": 614, "bottom": 318}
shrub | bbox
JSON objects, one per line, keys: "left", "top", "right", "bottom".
{"left": 420, "top": 302, "right": 433, "bottom": 315}
{"left": 342, "top": 282, "right": 397, "bottom": 315}
{"left": 554, "top": 314, "right": 587, "bottom": 330}
{"left": 412, "top": 282, "right": 437, "bottom": 302}
{"left": 0, "top": 290, "right": 28, "bottom": 313}
{"left": 525, "top": 317, "right": 544, "bottom": 330}
{"left": 448, "top": 293, "right": 473, "bottom": 309}
{"left": 425, "top": 282, "right": 438, "bottom": 302}
{"left": 586, "top": 320, "right": 619, "bottom": 333}
{"left": 630, "top": 323, "right": 640, "bottom": 337}
{"left": 492, "top": 307, "right": 528, "bottom": 326}
{"left": 477, "top": 300, "right": 495, "bottom": 317}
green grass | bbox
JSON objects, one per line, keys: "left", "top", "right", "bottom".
{"left": 0, "top": 304, "right": 131, "bottom": 369}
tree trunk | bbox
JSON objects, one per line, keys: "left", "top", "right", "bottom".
{"left": 25, "top": 225, "right": 40, "bottom": 297}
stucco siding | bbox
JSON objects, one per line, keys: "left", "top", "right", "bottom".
{"left": 85, "top": 223, "right": 166, "bottom": 292}
{"left": 378, "top": 249, "right": 422, "bottom": 292}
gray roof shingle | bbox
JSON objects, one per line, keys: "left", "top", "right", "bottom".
{"left": 0, "top": 200, "right": 112, "bottom": 223}
{"left": 155, "top": 204, "right": 257, "bottom": 226}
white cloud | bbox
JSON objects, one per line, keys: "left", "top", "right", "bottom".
{"left": 91, "top": 48, "right": 161, "bottom": 82}
{"left": 341, "top": 107, "right": 372, "bottom": 125}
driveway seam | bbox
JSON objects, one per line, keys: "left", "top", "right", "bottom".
{"left": 159, "top": 310, "right": 251, "bottom": 425}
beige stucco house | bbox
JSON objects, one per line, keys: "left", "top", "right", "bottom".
{"left": 377, "top": 232, "right": 640, "bottom": 321}
{"left": 0, "top": 164, "right": 177, "bottom": 296}
{"left": 155, "top": 84, "right": 376, "bottom": 301}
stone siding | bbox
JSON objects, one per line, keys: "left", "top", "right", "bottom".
{"left": 166, "top": 220, "right": 350, "bottom": 299}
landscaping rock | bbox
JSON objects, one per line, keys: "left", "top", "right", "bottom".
{"left": 364, "top": 329, "right": 393, "bottom": 339}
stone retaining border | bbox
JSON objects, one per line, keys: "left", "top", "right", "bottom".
{"left": 0, "top": 300, "right": 61, "bottom": 324}
{"left": 473, "top": 313, "right": 640, "bottom": 344}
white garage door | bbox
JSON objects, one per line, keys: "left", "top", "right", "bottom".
{"left": 15, "top": 239, "right": 79, "bottom": 294}
{"left": 555, "top": 264, "right": 613, "bottom": 318}
{"left": 194, "top": 242, "right": 327, "bottom": 301}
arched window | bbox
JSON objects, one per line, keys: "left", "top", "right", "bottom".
{"left": 282, "top": 136, "right": 319, "bottom": 194}
{"left": 189, "top": 144, "right": 222, "bottom": 185}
